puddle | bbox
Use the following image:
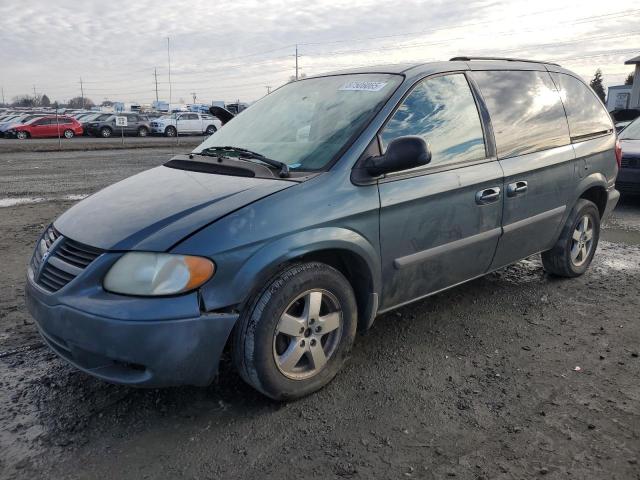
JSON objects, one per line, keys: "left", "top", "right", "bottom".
{"left": 0, "top": 194, "right": 88, "bottom": 208}
{"left": 593, "top": 241, "right": 640, "bottom": 273}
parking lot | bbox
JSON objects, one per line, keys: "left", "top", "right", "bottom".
{"left": 0, "top": 136, "right": 202, "bottom": 154}
{"left": 1, "top": 146, "right": 639, "bottom": 480}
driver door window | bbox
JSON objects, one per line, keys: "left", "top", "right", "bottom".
{"left": 380, "top": 73, "right": 486, "bottom": 170}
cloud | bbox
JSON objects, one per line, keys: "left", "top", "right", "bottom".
{"left": 0, "top": 0, "right": 638, "bottom": 104}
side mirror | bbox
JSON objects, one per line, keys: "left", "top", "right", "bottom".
{"left": 364, "top": 136, "right": 431, "bottom": 177}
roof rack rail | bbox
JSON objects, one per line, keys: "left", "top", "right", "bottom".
{"left": 450, "top": 56, "right": 560, "bottom": 67}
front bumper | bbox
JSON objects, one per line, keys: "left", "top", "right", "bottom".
{"left": 25, "top": 278, "right": 238, "bottom": 387}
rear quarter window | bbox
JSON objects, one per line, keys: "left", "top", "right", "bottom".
{"left": 550, "top": 73, "right": 613, "bottom": 142}
{"left": 473, "top": 70, "right": 570, "bottom": 158}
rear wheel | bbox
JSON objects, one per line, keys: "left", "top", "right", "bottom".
{"left": 542, "top": 199, "right": 600, "bottom": 277}
{"left": 16, "top": 131, "right": 29, "bottom": 140}
{"left": 205, "top": 125, "right": 217, "bottom": 135}
{"left": 63, "top": 129, "right": 74, "bottom": 139}
{"left": 233, "top": 262, "right": 357, "bottom": 400}
{"left": 137, "top": 127, "right": 149, "bottom": 137}
{"left": 165, "top": 126, "right": 177, "bottom": 137}
{"left": 100, "top": 127, "right": 112, "bottom": 138}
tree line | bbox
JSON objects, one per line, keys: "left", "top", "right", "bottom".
{"left": 5, "top": 94, "right": 99, "bottom": 109}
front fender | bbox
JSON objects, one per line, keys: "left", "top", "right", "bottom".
{"left": 231, "top": 227, "right": 381, "bottom": 306}
{"left": 192, "top": 226, "right": 381, "bottom": 313}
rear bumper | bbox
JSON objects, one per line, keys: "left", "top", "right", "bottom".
{"left": 603, "top": 186, "right": 620, "bottom": 219}
{"left": 616, "top": 168, "right": 640, "bottom": 195}
{"left": 25, "top": 278, "right": 238, "bottom": 387}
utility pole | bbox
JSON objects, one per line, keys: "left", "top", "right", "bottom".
{"left": 191, "top": 92, "right": 197, "bottom": 104}
{"left": 167, "top": 37, "right": 172, "bottom": 112}
{"left": 295, "top": 44, "right": 299, "bottom": 81}
{"left": 80, "top": 77, "right": 85, "bottom": 109}
{"left": 154, "top": 68, "right": 159, "bottom": 104}
{"left": 265, "top": 86, "right": 271, "bottom": 95}
{"left": 1, "top": 86, "right": 5, "bottom": 106}
{"left": 33, "top": 85, "right": 38, "bottom": 106}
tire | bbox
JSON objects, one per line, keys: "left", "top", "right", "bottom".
{"left": 205, "top": 125, "right": 217, "bottom": 135}
{"left": 16, "top": 131, "right": 29, "bottom": 140}
{"left": 100, "top": 127, "right": 112, "bottom": 138}
{"left": 137, "top": 127, "right": 149, "bottom": 137}
{"left": 165, "top": 126, "right": 177, "bottom": 137}
{"left": 63, "top": 129, "right": 74, "bottom": 139}
{"left": 233, "top": 262, "right": 358, "bottom": 400}
{"left": 541, "top": 199, "right": 600, "bottom": 277}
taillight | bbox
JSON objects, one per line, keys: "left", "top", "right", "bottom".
{"left": 615, "top": 139, "right": 622, "bottom": 168}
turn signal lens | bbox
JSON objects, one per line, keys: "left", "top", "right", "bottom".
{"left": 104, "top": 252, "right": 215, "bottom": 296}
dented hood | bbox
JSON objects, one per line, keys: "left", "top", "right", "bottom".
{"left": 54, "top": 165, "right": 293, "bottom": 251}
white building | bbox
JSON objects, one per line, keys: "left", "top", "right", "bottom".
{"left": 625, "top": 54, "right": 640, "bottom": 109}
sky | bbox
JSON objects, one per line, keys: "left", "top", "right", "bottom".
{"left": 0, "top": 0, "right": 638, "bottom": 106}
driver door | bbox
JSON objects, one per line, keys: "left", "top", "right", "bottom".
{"left": 377, "top": 73, "right": 503, "bottom": 309}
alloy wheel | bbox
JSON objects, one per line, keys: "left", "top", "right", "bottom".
{"left": 570, "top": 214, "right": 594, "bottom": 267}
{"left": 273, "top": 289, "right": 343, "bottom": 380}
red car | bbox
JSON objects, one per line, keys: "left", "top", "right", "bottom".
{"left": 8, "top": 115, "right": 83, "bottom": 139}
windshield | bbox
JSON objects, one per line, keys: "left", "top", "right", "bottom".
{"left": 193, "top": 74, "right": 402, "bottom": 171}
{"left": 620, "top": 117, "right": 640, "bottom": 139}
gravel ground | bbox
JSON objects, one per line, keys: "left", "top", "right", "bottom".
{"left": 1, "top": 149, "right": 639, "bottom": 480}
{"left": 0, "top": 136, "right": 201, "bottom": 154}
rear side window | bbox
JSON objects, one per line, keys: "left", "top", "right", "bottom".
{"left": 550, "top": 73, "right": 613, "bottom": 141}
{"left": 473, "top": 70, "right": 570, "bottom": 158}
{"left": 380, "top": 73, "right": 486, "bottom": 166}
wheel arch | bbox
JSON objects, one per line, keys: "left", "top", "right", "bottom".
{"left": 230, "top": 228, "right": 382, "bottom": 332}
{"left": 575, "top": 173, "right": 608, "bottom": 217}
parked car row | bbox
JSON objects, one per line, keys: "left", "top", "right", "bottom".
{"left": 0, "top": 109, "right": 222, "bottom": 139}
{"left": 0, "top": 113, "right": 83, "bottom": 139}
{"left": 617, "top": 116, "right": 640, "bottom": 195}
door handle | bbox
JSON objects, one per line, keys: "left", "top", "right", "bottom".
{"left": 475, "top": 187, "right": 501, "bottom": 205}
{"left": 507, "top": 181, "right": 528, "bottom": 197}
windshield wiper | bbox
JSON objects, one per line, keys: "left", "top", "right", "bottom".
{"left": 198, "top": 146, "right": 290, "bottom": 178}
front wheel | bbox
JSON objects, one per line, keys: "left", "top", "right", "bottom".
{"left": 137, "top": 127, "right": 149, "bottom": 137}
{"left": 165, "top": 126, "right": 177, "bottom": 137}
{"left": 542, "top": 199, "right": 600, "bottom": 277}
{"left": 233, "top": 262, "right": 357, "bottom": 400}
{"left": 16, "top": 131, "right": 29, "bottom": 140}
{"left": 100, "top": 127, "right": 112, "bottom": 138}
{"left": 63, "top": 129, "right": 74, "bottom": 139}
{"left": 205, "top": 125, "right": 217, "bottom": 135}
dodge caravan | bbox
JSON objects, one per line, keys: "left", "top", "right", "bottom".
{"left": 26, "top": 57, "right": 620, "bottom": 400}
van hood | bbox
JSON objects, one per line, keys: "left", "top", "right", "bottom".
{"left": 54, "top": 165, "right": 294, "bottom": 251}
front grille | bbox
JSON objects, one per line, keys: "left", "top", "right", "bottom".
{"left": 150, "top": 122, "right": 158, "bottom": 127}
{"left": 31, "top": 225, "right": 103, "bottom": 293}
{"left": 621, "top": 157, "right": 640, "bottom": 169}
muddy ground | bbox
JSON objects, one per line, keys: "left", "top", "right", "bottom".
{"left": 1, "top": 148, "right": 639, "bottom": 480}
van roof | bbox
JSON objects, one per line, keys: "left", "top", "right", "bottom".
{"left": 318, "top": 58, "right": 572, "bottom": 80}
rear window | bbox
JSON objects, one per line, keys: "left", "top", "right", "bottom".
{"left": 550, "top": 73, "right": 613, "bottom": 142}
{"left": 473, "top": 70, "right": 570, "bottom": 158}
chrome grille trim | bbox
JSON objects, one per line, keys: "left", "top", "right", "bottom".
{"left": 31, "top": 225, "right": 103, "bottom": 293}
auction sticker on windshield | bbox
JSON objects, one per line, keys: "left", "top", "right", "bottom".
{"left": 339, "top": 81, "right": 388, "bottom": 92}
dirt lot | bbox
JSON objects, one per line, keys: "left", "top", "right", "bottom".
{"left": 1, "top": 148, "right": 639, "bottom": 480}
{"left": 0, "top": 136, "right": 201, "bottom": 154}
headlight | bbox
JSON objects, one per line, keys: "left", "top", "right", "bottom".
{"left": 104, "top": 252, "right": 215, "bottom": 296}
